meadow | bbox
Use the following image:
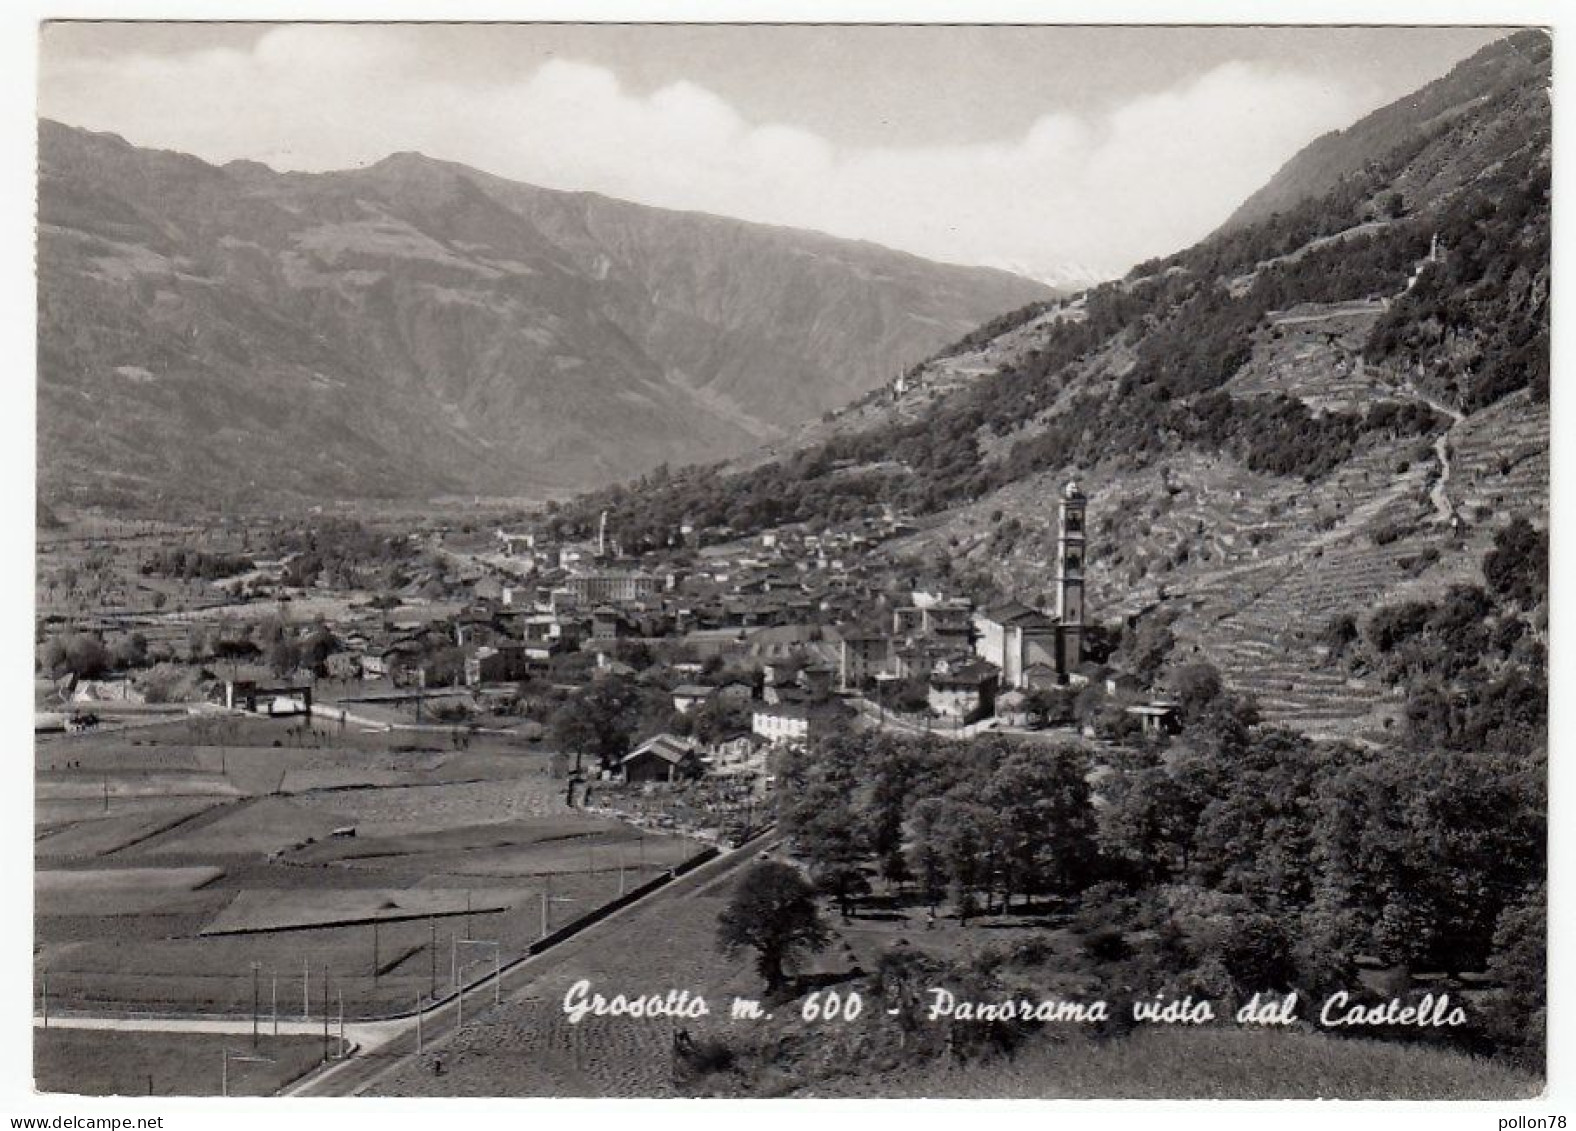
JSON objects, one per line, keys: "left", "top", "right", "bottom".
{"left": 35, "top": 714, "right": 699, "bottom": 1021}
{"left": 34, "top": 1029, "right": 326, "bottom": 1097}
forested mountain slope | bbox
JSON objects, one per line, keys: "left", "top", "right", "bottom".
{"left": 563, "top": 31, "right": 1549, "bottom": 741}
{"left": 37, "top": 121, "right": 1049, "bottom": 509}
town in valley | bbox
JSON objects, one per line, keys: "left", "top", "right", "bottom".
{"left": 31, "top": 24, "right": 1549, "bottom": 1103}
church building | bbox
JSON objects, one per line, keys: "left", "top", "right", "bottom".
{"left": 971, "top": 481, "right": 1087, "bottom": 688}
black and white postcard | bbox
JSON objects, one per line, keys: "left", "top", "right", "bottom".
{"left": 17, "top": 8, "right": 1563, "bottom": 1124}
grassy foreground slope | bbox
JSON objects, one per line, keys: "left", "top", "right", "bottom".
{"left": 796, "top": 1027, "right": 1540, "bottom": 1100}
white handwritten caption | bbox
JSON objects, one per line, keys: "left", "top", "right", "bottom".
{"left": 560, "top": 979, "right": 1469, "bottom": 1029}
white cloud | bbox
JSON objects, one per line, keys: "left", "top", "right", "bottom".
{"left": 40, "top": 27, "right": 1374, "bottom": 280}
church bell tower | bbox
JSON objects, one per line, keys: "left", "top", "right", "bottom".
{"left": 1056, "top": 481, "right": 1087, "bottom": 675}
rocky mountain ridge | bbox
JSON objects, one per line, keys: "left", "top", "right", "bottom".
{"left": 37, "top": 120, "right": 1050, "bottom": 509}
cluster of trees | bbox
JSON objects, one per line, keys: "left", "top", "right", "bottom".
{"left": 547, "top": 674, "right": 668, "bottom": 769}
{"left": 138, "top": 548, "right": 253, "bottom": 581}
{"left": 1086, "top": 691, "right": 1542, "bottom": 1066}
{"left": 767, "top": 658, "right": 1543, "bottom": 1067}
{"left": 544, "top": 668, "right": 758, "bottom": 771}
{"left": 776, "top": 733, "right": 1097, "bottom": 923}
{"left": 183, "top": 615, "right": 339, "bottom": 679}
{"left": 39, "top": 631, "right": 116, "bottom": 679}
{"left": 254, "top": 617, "right": 338, "bottom": 678}
{"left": 1340, "top": 518, "right": 1546, "bottom": 755}
{"left": 271, "top": 519, "right": 423, "bottom": 592}
{"left": 1364, "top": 140, "right": 1550, "bottom": 411}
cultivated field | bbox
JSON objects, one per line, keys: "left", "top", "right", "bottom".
{"left": 35, "top": 1029, "right": 326, "bottom": 1097}
{"left": 35, "top": 715, "right": 700, "bottom": 1023}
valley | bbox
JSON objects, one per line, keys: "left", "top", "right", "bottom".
{"left": 31, "top": 27, "right": 1550, "bottom": 1105}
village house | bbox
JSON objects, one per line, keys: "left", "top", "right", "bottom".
{"left": 620, "top": 734, "right": 704, "bottom": 784}
{"left": 713, "top": 680, "right": 755, "bottom": 705}
{"left": 671, "top": 683, "right": 716, "bottom": 714}
{"left": 1126, "top": 701, "right": 1183, "bottom": 737}
{"left": 589, "top": 606, "right": 633, "bottom": 642}
{"left": 463, "top": 642, "right": 530, "bottom": 687}
{"left": 323, "top": 650, "right": 362, "bottom": 681}
{"left": 750, "top": 700, "right": 850, "bottom": 748}
{"left": 224, "top": 677, "right": 313, "bottom": 716}
{"left": 798, "top": 663, "right": 837, "bottom": 699}
{"left": 927, "top": 658, "right": 999, "bottom": 719}
{"left": 495, "top": 529, "right": 534, "bottom": 556}
{"left": 995, "top": 688, "right": 1031, "bottom": 728}
{"left": 838, "top": 630, "right": 891, "bottom": 691}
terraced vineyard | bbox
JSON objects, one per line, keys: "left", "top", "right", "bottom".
{"left": 1226, "top": 300, "right": 1396, "bottom": 412}
{"left": 1450, "top": 390, "right": 1550, "bottom": 520}
{"left": 886, "top": 266, "right": 1546, "bottom": 741}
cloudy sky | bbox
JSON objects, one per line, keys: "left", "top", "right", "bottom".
{"left": 39, "top": 23, "right": 1508, "bottom": 282}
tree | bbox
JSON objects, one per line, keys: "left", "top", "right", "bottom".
{"left": 1483, "top": 517, "right": 1547, "bottom": 607}
{"left": 687, "top": 696, "right": 751, "bottom": 745}
{"left": 1022, "top": 686, "right": 1075, "bottom": 727}
{"left": 1097, "top": 762, "right": 1201, "bottom": 885}
{"left": 1165, "top": 661, "right": 1224, "bottom": 720}
{"left": 904, "top": 797, "right": 950, "bottom": 913}
{"left": 111, "top": 632, "right": 148, "bottom": 671}
{"left": 548, "top": 674, "right": 646, "bottom": 770}
{"left": 267, "top": 638, "right": 301, "bottom": 678}
{"left": 1309, "top": 748, "right": 1543, "bottom": 973}
{"left": 1482, "top": 879, "right": 1546, "bottom": 1071}
{"left": 716, "top": 861, "right": 830, "bottom": 993}
{"left": 1122, "top": 616, "right": 1176, "bottom": 683}
{"left": 779, "top": 735, "right": 871, "bottom": 918}
{"left": 978, "top": 741, "right": 1096, "bottom": 905}
{"left": 41, "top": 633, "right": 111, "bottom": 680}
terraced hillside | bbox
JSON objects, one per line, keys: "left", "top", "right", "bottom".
{"left": 888, "top": 270, "right": 1543, "bottom": 738}
{"left": 564, "top": 33, "right": 1548, "bottom": 738}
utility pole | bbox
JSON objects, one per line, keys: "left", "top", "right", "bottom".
{"left": 251, "top": 962, "right": 260, "bottom": 1047}
{"left": 373, "top": 919, "right": 380, "bottom": 982}
{"left": 303, "top": 959, "right": 309, "bottom": 1022}
{"left": 337, "top": 989, "right": 344, "bottom": 1058}
{"left": 271, "top": 972, "right": 278, "bottom": 1037}
{"left": 429, "top": 916, "right": 437, "bottom": 999}
{"left": 466, "top": 891, "right": 472, "bottom": 940}
{"left": 321, "top": 966, "right": 329, "bottom": 1063}
{"left": 40, "top": 968, "right": 47, "bottom": 1028}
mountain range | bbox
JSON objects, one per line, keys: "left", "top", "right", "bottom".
{"left": 36, "top": 121, "right": 1051, "bottom": 509}
{"left": 561, "top": 30, "right": 1549, "bottom": 738}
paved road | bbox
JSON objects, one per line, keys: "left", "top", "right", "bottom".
{"left": 283, "top": 833, "right": 781, "bottom": 1097}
